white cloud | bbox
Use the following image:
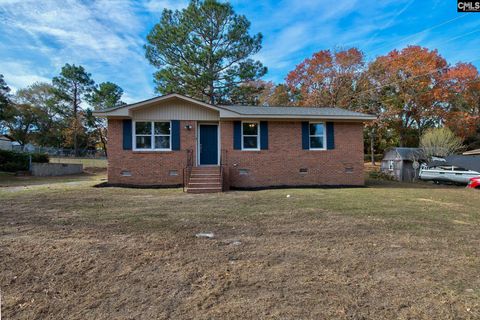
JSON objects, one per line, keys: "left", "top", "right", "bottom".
{"left": 1, "top": 0, "right": 477, "bottom": 95}
{"left": 253, "top": 0, "right": 414, "bottom": 82}
{"left": 0, "top": 61, "right": 51, "bottom": 92}
{"left": 0, "top": 0, "right": 156, "bottom": 101}
{"left": 143, "top": 0, "right": 188, "bottom": 12}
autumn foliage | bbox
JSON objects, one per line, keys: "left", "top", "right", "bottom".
{"left": 282, "top": 45, "right": 480, "bottom": 151}
{"left": 442, "top": 62, "right": 480, "bottom": 139}
{"left": 286, "top": 48, "right": 364, "bottom": 108}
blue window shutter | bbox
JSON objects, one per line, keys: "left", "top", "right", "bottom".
{"left": 260, "top": 121, "right": 268, "bottom": 150}
{"left": 301, "top": 121, "right": 309, "bottom": 150}
{"left": 171, "top": 120, "right": 180, "bottom": 150}
{"left": 326, "top": 122, "right": 335, "bottom": 150}
{"left": 122, "top": 119, "right": 132, "bottom": 150}
{"left": 233, "top": 121, "right": 241, "bottom": 150}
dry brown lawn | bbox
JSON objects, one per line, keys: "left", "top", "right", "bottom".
{"left": 1, "top": 171, "right": 479, "bottom": 319}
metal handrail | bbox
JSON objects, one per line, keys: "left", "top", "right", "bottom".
{"left": 182, "top": 167, "right": 185, "bottom": 192}
{"left": 220, "top": 149, "right": 227, "bottom": 191}
{"left": 183, "top": 149, "right": 194, "bottom": 192}
{"left": 220, "top": 164, "right": 224, "bottom": 191}
{"left": 186, "top": 149, "right": 193, "bottom": 167}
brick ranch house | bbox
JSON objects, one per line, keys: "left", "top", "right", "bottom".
{"left": 94, "top": 93, "right": 375, "bottom": 192}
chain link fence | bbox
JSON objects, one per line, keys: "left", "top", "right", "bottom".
{"left": 12, "top": 145, "right": 106, "bottom": 159}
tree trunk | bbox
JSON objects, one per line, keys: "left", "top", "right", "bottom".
{"left": 399, "top": 127, "right": 405, "bottom": 147}
{"left": 417, "top": 123, "right": 422, "bottom": 146}
{"left": 99, "top": 127, "right": 107, "bottom": 158}
{"left": 73, "top": 85, "right": 79, "bottom": 157}
{"left": 207, "top": 48, "right": 215, "bottom": 105}
{"left": 370, "top": 127, "right": 375, "bottom": 166}
{"left": 210, "top": 90, "right": 214, "bottom": 105}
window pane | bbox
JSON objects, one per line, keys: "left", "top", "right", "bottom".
{"left": 136, "top": 136, "right": 151, "bottom": 149}
{"left": 243, "top": 122, "right": 258, "bottom": 135}
{"left": 136, "top": 122, "right": 151, "bottom": 135}
{"left": 310, "top": 136, "right": 324, "bottom": 149}
{"left": 154, "top": 122, "right": 170, "bottom": 134}
{"left": 309, "top": 123, "right": 324, "bottom": 136}
{"left": 155, "top": 136, "right": 170, "bottom": 149}
{"left": 243, "top": 136, "right": 258, "bottom": 149}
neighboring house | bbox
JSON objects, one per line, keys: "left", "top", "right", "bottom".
{"left": 380, "top": 148, "right": 427, "bottom": 182}
{"left": 0, "top": 135, "right": 15, "bottom": 150}
{"left": 94, "top": 93, "right": 375, "bottom": 192}
{"left": 11, "top": 142, "right": 33, "bottom": 152}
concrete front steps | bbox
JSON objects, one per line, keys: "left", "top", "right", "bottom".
{"left": 186, "top": 166, "right": 223, "bottom": 193}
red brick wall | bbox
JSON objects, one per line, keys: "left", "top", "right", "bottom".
{"left": 220, "top": 121, "right": 364, "bottom": 188}
{"left": 107, "top": 119, "right": 364, "bottom": 187}
{"left": 107, "top": 119, "right": 196, "bottom": 185}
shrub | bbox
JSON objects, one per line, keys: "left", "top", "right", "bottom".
{"left": 0, "top": 150, "right": 28, "bottom": 172}
{"left": 0, "top": 150, "right": 49, "bottom": 172}
{"left": 369, "top": 170, "right": 395, "bottom": 181}
{"left": 31, "top": 153, "right": 49, "bottom": 163}
{"left": 420, "top": 127, "right": 464, "bottom": 158}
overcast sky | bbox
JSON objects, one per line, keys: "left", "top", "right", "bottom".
{"left": 1, "top": 0, "right": 479, "bottom": 103}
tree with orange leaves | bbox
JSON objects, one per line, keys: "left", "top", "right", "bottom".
{"left": 284, "top": 45, "right": 480, "bottom": 151}
{"left": 442, "top": 62, "right": 480, "bottom": 141}
{"left": 286, "top": 48, "right": 364, "bottom": 108}
{"left": 369, "top": 46, "right": 448, "bottom": 146}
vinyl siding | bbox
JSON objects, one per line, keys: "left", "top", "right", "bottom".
{"left": 131, "top": 100, "right": 219, "bottom": 121}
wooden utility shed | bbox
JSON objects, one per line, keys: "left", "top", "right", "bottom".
{"left": 381, "top": 148, "right": 427, "bottom": 182}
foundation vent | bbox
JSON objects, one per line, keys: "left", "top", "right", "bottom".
{"left": 120, "top": 170, "right": 132, "bottom": 177}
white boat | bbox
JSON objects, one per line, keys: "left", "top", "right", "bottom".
{"left": 419, "top": 163, "right": 480, "bottom": 185}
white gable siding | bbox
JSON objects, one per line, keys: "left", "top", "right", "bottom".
{"left": 131, "top": 100, "right": 219, "bottom": 121}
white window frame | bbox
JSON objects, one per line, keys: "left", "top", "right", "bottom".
{"left": 133, "top": 120, "right": 172, "bottom": 151}
{"left": 241, "top": 121, "right": 260, "bottom": 151}
{"left": 309, "top": 122, "right": 327, "bottom": 150}
{"left": 388, "top": 160, "right": 394, "bottom": 171}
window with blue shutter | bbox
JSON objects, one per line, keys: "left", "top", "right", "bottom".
{"left": 260, "top": 121, "right": 268, "bottom": 150}
{"left": 122, "top": 119, "right": 132, "bottom": 150}
{"left": 171, "top": 120, "right": 180, "bottom": 150}
{"left": 233, "top": 121, "right": 241, "bottom": 150}
{"left": 133, "top": 121, "right": 172, "bottom": 150}
{"left": 302, "top": 122, "right": 334, "bottom": 150}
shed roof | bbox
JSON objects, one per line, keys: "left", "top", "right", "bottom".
{"left": 383, "top": 148, "right": 427, "bottom": 161}
{"left": 0, "top": 134, "right": 14, "bottom": 142}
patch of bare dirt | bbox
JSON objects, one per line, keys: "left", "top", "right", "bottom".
{"left": 1, "top": 186, "right": 479, "bottom": 319}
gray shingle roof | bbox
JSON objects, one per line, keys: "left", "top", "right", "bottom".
{"left": 219, "top": 105, "right": 374, "bottom": 118}
{"left": 383, "top": 148, "right": 427, "bottom": 161}
{"left": 93, "top": 93, "right": 375, "bottom": 120}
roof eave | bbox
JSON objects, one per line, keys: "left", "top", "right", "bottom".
{"left": 93, "top": 93, "right": 224, "bottom": 117}
{"left": 219, "top": 115, "right": 376, "bottom": 121}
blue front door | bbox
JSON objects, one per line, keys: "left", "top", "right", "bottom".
{"left": 199, "top": 124, "right": 218, "bottom": 165}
